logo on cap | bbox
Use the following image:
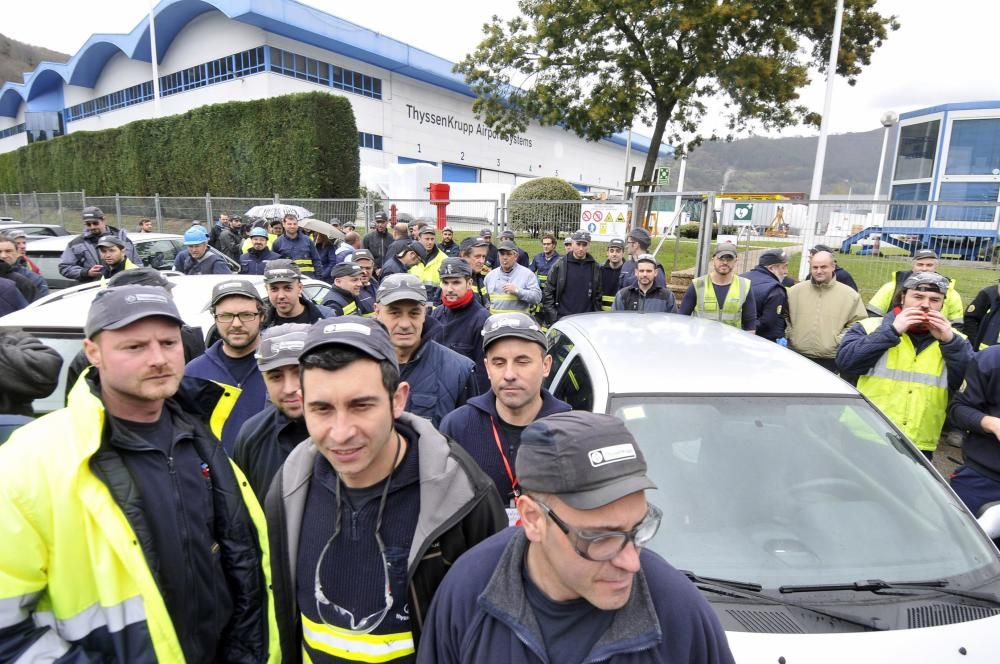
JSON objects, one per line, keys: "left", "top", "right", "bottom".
{"left": 588, "top": 443, "right": 638, "bottom": 467}
{"left": 322, "top": 322, "right": 372, "bottom": 336}
{"left": 125, "top": 293, "right": 169, "bottom": 305}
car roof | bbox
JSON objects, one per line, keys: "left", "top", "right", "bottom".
{"left": 26, "top": 232, "right": 181, "bottom": 251}
{"left": 551, "top": 312, "right": 856, "bottom": 397}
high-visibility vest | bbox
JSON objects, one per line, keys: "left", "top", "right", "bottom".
{"left": 601, "top": 293, "right": 615, "bottom": 312}
{"left": 855, "top": 317, "right": 960, "bottom": 452}
{"left": 692, "top": 275, "right": 750, "bottom": 327}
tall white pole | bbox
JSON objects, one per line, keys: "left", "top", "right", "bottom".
{"left": 623, "top": 127, "right": 633, "bottom": 199}
{"left": 872, "top": 126, "right": 890, "bottom": 202}
{"left": 149, "top": 0, "right": 162, "bottom": 118}
{"left": 673, "top": 155, "right": 687, "bottom": 234}
{"left": 798, "top": 0, "right": 845, "bottom": 280}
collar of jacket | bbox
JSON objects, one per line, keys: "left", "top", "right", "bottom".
{"left": 465, "top": 388, "right": 568, "bottom": 420}
{"left": 810, "top": 278, "right": 838, "bottom": 290}
{"left": 752, "top": 264, "right": 781, "bottom": 283}
{"left": 478, "top": 528, "right": 662, "bottom": 658}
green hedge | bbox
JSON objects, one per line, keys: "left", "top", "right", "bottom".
{"left": 0, "top": 92, "right": 359, "bottom": 198}
{"left": 677, "top": 223, "right": 738, "bottom": 239}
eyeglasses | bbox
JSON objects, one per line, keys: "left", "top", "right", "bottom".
{"left": 214, "top": 311, "right": 260, "bottom": 323}
{"left": 534, "top": 499, "right": 662, "bottom": 562}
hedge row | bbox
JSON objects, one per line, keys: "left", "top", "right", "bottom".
{"left": 0, "top": 92, "right": 360, "bottom": 198}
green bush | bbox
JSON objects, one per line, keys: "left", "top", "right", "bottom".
{"left": 0, "top": 92, "right": 359, "bottom": 198}
{"left": 677, "top": 223, "right": 739, "bottom": 239}
{"left": 508, "top": 177, "right": 581, "bottom": 237}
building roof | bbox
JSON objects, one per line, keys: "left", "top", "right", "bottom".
{"left": 0, "top": 0, "right": 670, "bottom": 157}
{"left": 899, "top": 100, "right": 1000, "bottom": 122}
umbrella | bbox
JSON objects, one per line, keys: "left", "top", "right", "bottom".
{"left": 299, "top": 217, "right": 345, "bottom": 241}
{"left": 244, "top": 204, "right": 313, "bottom": 220}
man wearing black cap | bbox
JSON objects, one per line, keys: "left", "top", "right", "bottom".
{"left": 97, "top": 235, "right": 139, "bottom": 280}
{"left": 350, "top": 249, "right": 379, "bottom": 316}
{"left": 440, "top": 312, "right": 571, "bottom": 513}
{"left": 410, "top": 225, "right": 446, "bottom": 304}
{"left": 486, "top": 239, "right": 542, "bottom": 315}
{"left": 58, "top": 206, "right": 138, "bottom": 283}
{"left": 530, "top": 233, "right": 560, "bottom": 288}
{"left": 431, "top": 257, "right": 492, "bottom": 393}
{"left": 439, "top": 226, "right": 460, "bottom": 257}
{"left": 461, "top": 236, "right": 492, "bottom": 308}
{"left": 499, "top": 229, "right": 530, "bottom": 267}
{"left": 619, "top": 227, "right": 666, "bottom": 290}
{"left": 376, "top": 273, "right": 477, "bottom": 426}
{"left": 806, "top": 244, "right": 858, "bottom": 291}
{"left": 182, "top": 279, "right": 267, "bottom": 454}
{"left": 265, "top": 316, "right": 506, "bottom": 662}
{"left": 420, "top": 411, "right": 735, "bottom": 664}
{"left": 741, "top": 248, "right": 790, "bottom": 342}
{"left": 480, "top": 227, "right": 499, "bottom": 272}
{"left": 868, "top": 248, "right": 963, "bottom": 326}
{"left": 541, "top": 230, "right": 602, "bottom": 324}
{"left": 382, "top": 240, "right": 426, "bottom": 277}
{"left": 322, "top": 262, "right": 364, "bottom": 316}
{"left": 233, "top": 323, "right": 311, "bottom": 502}
{"left": 0, "top": 285, "right": 277, "bottom": 662}
{"left": 679, "top": 243, "right": 757, "bottom": 331}
{"left": 600, "top": 238, "right": 627, "bottom": 311}
{"left": 612, "top": 254, "right": 677, "bottom": 313}
{"left": 262, "top": 259, "right": 335, "bottom": 328}
{"left": 363, "top": 211, "right": 393, "bottom": 266}
{"left": 838, "top": 271, "right": 972, "bottom": 461}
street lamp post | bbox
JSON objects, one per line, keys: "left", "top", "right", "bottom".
{"left": 872, "top": 111, "right": 898, "bottom": 225}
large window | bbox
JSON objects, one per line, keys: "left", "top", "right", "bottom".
{"left": 888, "top": 182, "right": 930, "bottom": 221}
{"left": 0, "top": 123, "right": 25, "bottom": 140}
{"left": 946, "top": 118, "right": 1000, "bottom": 176}
{"left": 358, "top": 132, "right": 383, "bottom": 150}
{"left": 894, "top": 120, "right": 940, "bottom": 180}
{"left": 937, "top": 182, "right": 1000, "bottom": 222}
{"left": 268, "top": 47, "right": 382, "bottom": 100}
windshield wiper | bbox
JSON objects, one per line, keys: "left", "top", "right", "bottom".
{"left": 780, "top": 579, "right": 1000, "bottom": 606}
{"left": 681, "top": 571, "right": 762, "bottom": 593}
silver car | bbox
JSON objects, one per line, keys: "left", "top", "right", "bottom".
{"left": 545, "top": 312, "right": 1000, "bottom": 663}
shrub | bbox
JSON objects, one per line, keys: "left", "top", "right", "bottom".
{"left": 676, "top": 223, "right": 739, "bottom": 239}
{"left": 508, "top": 177, "right": 581, "bottom": 237}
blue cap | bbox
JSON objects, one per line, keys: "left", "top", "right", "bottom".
{"left": 183, "top": 226, "right": 209, "bottom": 246}
{"left": 249, "top": 227, "right": 268, "bottom": 238}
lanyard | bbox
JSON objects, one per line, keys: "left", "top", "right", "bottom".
{"left": 489, "top": 416, "right": 518, "bottom": 496}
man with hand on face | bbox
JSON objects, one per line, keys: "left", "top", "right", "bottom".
{"left": 430, "top": 257, "right": 492, "bottom": 393}
{"left": 485, "top": 240, "right": 542, "bottom": 315}
{"left": 612, "top": 254, "right": 677, "bottom": 313}
{"left": 97, "top": 235, "right": 138, "bottom": 280}
{"left": 322, "top": 262, "right": 364, "bottom": 316}
{"left": 376, "top": 273, "right": 477, "bottom": 427}
{"left": 351, "top": 249, "right": 379, "bottom": 316}
{"left": 381, "top": 240, "right": 426, "bottom": 278}
{"left": 233, "top": 323, "right": 311, "bottom": 503}
{"left": 183, "top": 279, "right": 268, "bottom": 454}
{"left": 419, "top": 411, "right": 735, "bottom": 664}
{"left": 174, "top": 225, "right": 233, "bottom": 274}
{"left": 264, "top": 317, "right": 506, "bottom": 663}
{"left": 680, "top": 243, "right": 756, "bottom": 331}
{"left": 838, "top": 272, "right": 972, "bottom": 461}
{"left": 440, "top": 312, "right": 571, "bottom": 521}
{"left": 0, "top": 285, "right": 277, "bottom": 662}
{"left": 59, "top": 206, "right": 138, "bottom": 283}
{"left": 262, "top": 260, "right": 335, "bottom": 328}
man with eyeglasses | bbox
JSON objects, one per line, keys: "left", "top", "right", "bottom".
{"left": 679, "top": 242, "right": 757, "bottom": 332}
{"left": 58, "top": 206, "right": 139, "bottom": 283}
{"left": 182, "top": 279, "right": 267, "bottom": 454}
{"left": 419, "top": 411, "right": 734, "bottom": 664}
{"left": 265, "top": 316, "right": 506, "bottom": 663}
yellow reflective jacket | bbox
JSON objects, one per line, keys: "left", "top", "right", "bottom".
{"left": 869, "top": 271, "right": 964, "bottom": 325}
{"left": 0, "top": 377, "right": 279, "bottom": 662}
{"left": 692, "top": 275, "right": 751, "bottom": 327}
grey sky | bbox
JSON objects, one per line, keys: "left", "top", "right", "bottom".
{"left": 4, "top": 0, "right": 998, "bottom": 137}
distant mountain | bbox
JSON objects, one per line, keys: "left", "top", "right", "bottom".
{"left": 0, "top": 33, "right": 69, "bottom": 87}
{"left": 678, "top": 129, "right": 898, "bottom": 196}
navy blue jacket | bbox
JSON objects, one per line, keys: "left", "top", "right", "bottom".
{"left": 321, "top": 285, "right": 359, "bottom": 316}
{"left": 742, "top": 265, "right": 788, "bottom": 342}
{"left": 380, "top": 255, "right": 409, "bottom": 277}
{"left": 182, "top": 340, "right": 268, "bottom": 454}
{"left": 357, "top": 280, "right": 378, "bottom": 316}
{"left": 439, "top": 390, "right": 570, "bottom": 501}
{"left": 315, "top": 242, "right": 339, "bottom": 282}
{"left": 439, "top": 239, "right": 461, "bottom": 258}
{"left": 57, "top": 225, "right": 139, "bottom": 282}
{"left": 261, "top": 297, "right": 334, "bottom": 329}
{"left": 12, "top": 263, "right": 48, "bottom": 300}
{"left": 430, "top": 297, "right": 491, "bottom": 394}
{"left": 950, "top": 347, "right": 1000, "bottom": 480}
{"left": 0, "top": 277, "right": 27, "bottom": 316}
{"left": 232, "top": 405, "right": 308, "bottom": 503}
{"left": 530, "top": 251, "right": 560, "bottom": 279}
{"left": 417, "top": 527, "right": 735, "bottom": 664}
{"left": 612, "top": 284, "right": 677, "bottom": 313}
{"left": 619, "top": 257, "right": 667, "bottom": 290}
{"left": 272, "top": 232, "right": 322, "bottom": 277}
{"left": 400, "top": 337, "right": 477, "bottom": 427}
{"left": 174, "top": 249, "right": 233, "bottom": 275}
{"left": 239, "top": 247, "right": 281, "bottom": 275}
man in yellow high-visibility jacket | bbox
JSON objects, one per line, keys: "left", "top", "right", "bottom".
{"left": 868, "top": 248, "right": 964, "bottom": 326}
{"left": 679, "top": 242, "right": 757, "bottom": 332}
{"left": 0, "top": 285, "right": 278, "bottom": 662}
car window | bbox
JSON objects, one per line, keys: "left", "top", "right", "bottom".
{"left": 610, "top": 394, "right": 1000, "bottom": 590}
{"left": 543, "top": 329, "right": 574, "bottom": 390}
{"left": 552, "top": 355, "right": 593, "bottom": 411}
{"left": 136, "top": 239, "right": 181, "bottom": 269}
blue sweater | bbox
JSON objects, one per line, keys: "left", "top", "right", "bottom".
{"left": 0, "top": 278, "right": 27, "bottom": 316}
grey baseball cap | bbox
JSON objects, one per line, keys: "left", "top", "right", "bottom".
{"left": 914, "top": 248, "right": 939, "bottom": 261}
{"left": 264, "top": 259, "right": 302, "bottom": 284}
{"left": 377, "top": 273, "right": 427, "bottom": 304}
{"left": 460, "top": 236, "right": 489, "bottom": 252}
{"left": 439, "top": 257, "right": 472, "bottom": 278}
{"left": 713, "top": 242, "right": 738, "bottom": 258}
{"left": 635, "top": 253, "right": 658, "bottom": 266}
{"left": 480, "top": 227, "right": 493, "bottom": 237}
{"left": 330, "top": 262, "right": 363, "bottom": 280}
{"left": 351, "top": 249, "right": 374, "bottom": 263}
{"left": 81, "top": 206, "right": 105, "bottom": 220}
{"left": 418, "top": 225, "right": 437, "bottom": 236}
{"left": 570, "top": 230, "right": 591, "bottom": 243}
{"left": 498, "top": 240, "right": 519, "bottom": 252}
{"left": 516, "top": 411, "right": 656, "bottom": 509}
{"left": 96, "top": 235, "right": 125, "bottom": 249}
{"left": 85, "top": 285, "right": 183, "bottom": 339}
{"left": 482, "top": 312, "right": 546, "bottom": 351}
{"left": 902, "top": 271, "right": 949, "bottom": 294}
{"left": 628, "top": 227, "right": 651, "bottom": 247}
{"left": 301, "top": 317, "right": 399, "bottom": 370}
{"left": 499, "top": 230, "right": 515, "bottom": 240}
{"left": 255, "top": 323, "right": 311, "bottom": 372}
{"left": 210, "top": 279, "right": 261, "bottom": 307}
{"left": 398, "top": 240, "right": 427, "bottom": 260}
{"left": 107, "top": 267, "right": 175, "bottom": 290}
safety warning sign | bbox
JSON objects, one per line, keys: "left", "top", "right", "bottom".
{"left": 579, "top": 203, "right": 628, "bottom": 241}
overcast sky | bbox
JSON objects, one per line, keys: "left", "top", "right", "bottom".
{"left": 4, "top": 0, "right": 998, "bottom": 138}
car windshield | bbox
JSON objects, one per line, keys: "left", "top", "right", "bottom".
{"left": 610, "top": 394, "right": 1000, "bottom": 590}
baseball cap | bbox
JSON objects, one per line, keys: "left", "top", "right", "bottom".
{"left": 210, "top": 279, "right": 261, "bottom": 306}
{"left": 914, "top": 248, "right": 939, "bottom": 261}
{"left": 81, "top": 206, "right": 105, "bottom": 221}
{"left": 442, "top": 226, "right": 453, "bottom": 233}
{"left": 563, "top": 237, "right": 572, "bottom": 246}
{"left": 301, "top": 316, "right": 399, "bottom": 370}
{"left": 107, "top": 267, "right": 175, "bottom": 290}
{"left": 351, "top": 249, "right": 374, "bottom": 263}
{"left": 608, "top": 238, "right": 625, "bottom": 249}
{"left": 264, "top": 259, "right": 302, "bottom": 284}
{"left": 713, "top": 242, "right": 738, "bottom": 258}
{"left": 902, "top": 271, "right": 949, "bottom": 294}
{"left": 183, "top": 226, "right": 209, "bottom": 246}
{"left": 758, "top": 248, "right": 788, "bottom": 266}
{"left": 343, "top": 222, "right": 355, "bottom": 230}
{"left": 96, "top": 235, "right": 125, "bottom": 249}
{"left": 627, "top": 228, "right": 651, "bottom": 247}
{"left": 499, "top": 230, "right": 515, "bottom": 240}
{"left": 570, "top": 231, "right": 591, "bottom": 243}
{"left": 3, "top": 229, "right": 26, "bottom": 240}
{"left": 330, "top": 262, "right": 363, "bottom": 280}
{"left": 460, "top": 236, "right": 489, "bottom": 252}
{"left": 498, "top": 240, "right": 519, "bottom": 252}
{"left": 249, "top": 227, "right": 268, "bottom": 238}
{"left": 439, "top": 257, "right": 472, "bottom": 278}
{"left": 255, "top": 323, "right": 310, "bottom": 372}
{"left": 377, "top": 273, "right": 427, "bottom": 305}
{"left": 85, "top": 285, "right": 183, "bottom": 339}
{"left": 374, "top": 211, "right": 389, "bottom": 222}
{"left": 480, "top": 227, "right": 493, "bottom": 237}
{"left": 516, "top": 411, "right": 657, "bottom": 509}
{"left": 329, "top": 219, "right": 342, "bottom": 227}
{"left": 419, "top": 225, "right": 437, "bottom": 236}
{"left": 482, "top": 312, "right": 546, "bottom": 351}
{"left": 398, "top": 240, "right": 427, "bottom": 260}
{"left": 635, "top": 253, "right": 657, "bottom": 266}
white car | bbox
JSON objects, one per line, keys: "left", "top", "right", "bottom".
{"left": 545, "top": 312, "right": 1000, "bottom": 663}
{"left": 0, "top": 274, "right": 331, "bottom": 413}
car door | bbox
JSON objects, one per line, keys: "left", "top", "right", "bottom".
{"left": 544, "top": 328, "right": 597, "bottom": 412}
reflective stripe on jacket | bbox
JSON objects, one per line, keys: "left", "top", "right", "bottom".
{"left": 484, "top": 264, "right": 541, "bottom": 314}
{"left": 692, "top": 275, "right": 750, "bottom": 326}
{"left": 273, "top": 233, "right": 321, "bottom": 276}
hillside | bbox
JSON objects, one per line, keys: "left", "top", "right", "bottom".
{"left": 0, "top": 33, "right": 69, "bottom": 87}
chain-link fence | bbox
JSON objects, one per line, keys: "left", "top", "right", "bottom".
{"left": 380, "top": 198, "right": 499, "bottom": 233}
{"left": 506, "top": 199, "right": 588, "bottom": 237}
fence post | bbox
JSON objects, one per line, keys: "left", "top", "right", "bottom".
{"left": 205, "top": 193, "right": 213, "bottom": 225}
{"left": 154, "top": 193, "right": 163, "bottom": 232}
{"left": 365, "top": 191, "right": 373, "bottom": 229}
{"left": 114, "top": 193, "right": 122, "bottom": 227}
{"left": 694, "top": 192, "right": 716, "bottom": 277}
{"left": 1, "top": 192, "right": 6, "bottom": 216}
{"left": 81, "top": 188, "right": 86, "bottom": 208}
{"left": 56, "top": 191, "right": 64, "bottom": 226}
{"left": 32, "top": 192, "right": 39, "bottom": 223}
{"left": 498, "top": 193, "right": 506, "bottom": 234}
{"left": 274, "top": 193, "right": 280, "bottom": 205}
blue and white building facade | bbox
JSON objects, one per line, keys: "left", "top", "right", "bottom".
{"left": 0, "top": 0, "right": 666, "bottom": 195}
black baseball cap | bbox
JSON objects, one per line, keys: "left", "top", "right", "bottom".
{"left": 516, "top": 412, "right": 656, "bottom": 509}
{"left": 210, "top": 279, "right": 261, "bottom": 307}
{"left": 107, "top": 267, "right": 175, "bottom": 290}
{"left": 460, "top": 236, "right": 489, "bottom": 252}
{"left": 499, "top": 230, "right": 515, "bottom": 240}
{"left": 351, "top": 249, "right": 374, "bottom": 263}
{"left": 256, "top": 323, "right": 310, "bottom": 372}
{"left": 96, "top": 235, "right": 125, "bottom": 249}
{"left": 439, "top": 257, "right": 472, "bottom": 278}
{"left": 482, "top": 312, "right": 546, "bottom": 351}
{"left": 758, "top": 248, "right": 788, "bottom": 266}
{"left": 570, "top": 231, "right": 591, "bottom": 243}
{"left": 398, "top": 240, "right": 427, "bottom": 260}
{"left": 628, "top": 228, "right": 651, "bottom": 247}
{"left": 85, "top": 286, "right": 183, "bottom": 339}
{"left": 914, "top": 248, "right": 939, "bottom": 261}
{"left": 480, "top": 227, "right": 493, "bottom": 237}
{"left": 608, "top": 238, "right": 625, "bottom": 249}
{"left": 498, "top": 240, "right": 519, "bottom": 252}
{"left": 301, "top": 317, "right": 399, "bottom": 370}
{"left": 374, "top": 211, "right": 389, "bottom": 222}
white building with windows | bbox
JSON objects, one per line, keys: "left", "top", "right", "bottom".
{"left": 0, "top": 0, "right": 668, "bottom": 195}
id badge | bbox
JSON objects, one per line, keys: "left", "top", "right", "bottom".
{"left": 505, "top": 499, "right": 520, "bottom": 528}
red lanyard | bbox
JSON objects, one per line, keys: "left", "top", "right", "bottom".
{"left": 490, "top": 416, "right": 518, "bottom": 495}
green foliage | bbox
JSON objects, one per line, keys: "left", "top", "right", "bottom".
{"left": 508, "top": 176, "right": 581, "bottom": 236}
{"left": 457, "top": 0, "right": 897, "bottom": 193}
{"left": 0, "top": 92, "right": 359, "bottom": 197}
{"left": 677, "top": 223, "right": 737, "bottom": 239}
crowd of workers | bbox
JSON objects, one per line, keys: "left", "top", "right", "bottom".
{"left": 3, "top": 204, "right": 1000, "bottom": 662}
